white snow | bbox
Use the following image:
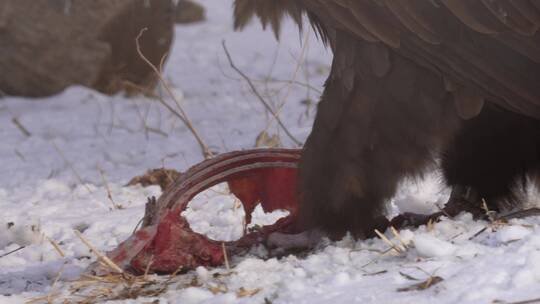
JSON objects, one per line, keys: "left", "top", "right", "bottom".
{"left": 413, "top": 233, "right": 457, "bottom": 258}
{"left": 183, "top": 183, "right": 246, "bottom": 241}
{"left": 2, "top": 0, "right": 540, "bottom": 303}
{"left": 496, "top": 224, "right": 533, "bottom": 243}
{"left": 182, "top": 182, "right": 289, "bottom": 241}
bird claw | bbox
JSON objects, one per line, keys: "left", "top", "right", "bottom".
{"left": 266, "top": 229, "right": 326, "bottom": 250}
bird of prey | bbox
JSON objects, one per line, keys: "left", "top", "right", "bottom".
{"left": 233, "top": 0, "right": 540, "bottom": 238}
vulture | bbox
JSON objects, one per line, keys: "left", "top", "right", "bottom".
{"left": 233, "top": 0, "right": 540, "bottom": 238}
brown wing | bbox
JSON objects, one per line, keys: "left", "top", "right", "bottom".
{"left": 298, "top": 0, "right": 540, "bottom": 119}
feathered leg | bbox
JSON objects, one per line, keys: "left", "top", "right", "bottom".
{"left": 442, "top": 103, "right": 540, "bottom": 212}
{"left": 299, "top": 33, "right": 461, "bottom": 238}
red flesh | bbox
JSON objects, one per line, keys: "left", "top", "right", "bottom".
{"left": 91, "top": 149, "right": 303, "bottom": 275}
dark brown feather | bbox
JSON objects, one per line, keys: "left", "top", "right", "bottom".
{"left": 233, "top": 0, "right": 304, "bottom": 38}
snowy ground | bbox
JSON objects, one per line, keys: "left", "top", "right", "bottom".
{"left": 1, "top": 1, "right": 540, "bottom": 303}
